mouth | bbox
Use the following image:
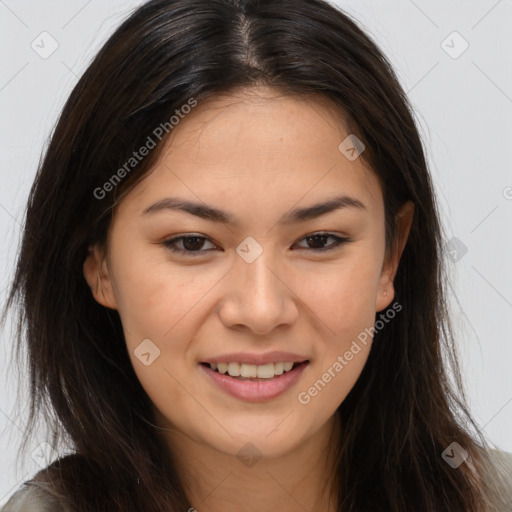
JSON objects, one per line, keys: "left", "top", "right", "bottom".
{"left": 199, "top": 360, "right": 310, "bottom": 402}
{"left": 199, "top": 360, "right": 309, "bottom": 380}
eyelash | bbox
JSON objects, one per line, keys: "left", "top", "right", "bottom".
{"left": 162, "top": 232, "right": 350, "bottom": 256}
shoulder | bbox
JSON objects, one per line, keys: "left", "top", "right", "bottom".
{"left": 480, "top": 448, "right": 512, "bottom": 511}
{"left": 1, "top": 455, "right": 79, "bottom": 512}
{"left": 0, "top": 481, "right": 70, "bottom": 512}
{"left": 487, "top": 446, "right": 512, "bottom": 469}
{"left": 484, "top": 447, "right": 512, "bottom": 482}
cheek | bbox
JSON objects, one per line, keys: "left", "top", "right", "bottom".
{"left": 299, "top": 252, "right": 382, "bottom": 333}
{"left": 109, "top": 237, "right": 208, "bottom": 342}
{"left": 112, "top": 260, "right": 206, "bottom": 418}
{"left": 296, "top": 251, "right": 381, "bottom": 403}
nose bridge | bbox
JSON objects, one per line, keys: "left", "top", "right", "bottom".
{"left": 235, "top": 240, "right": 281, "bottom": 303}
{"left": 219, "top": 239, "right": 297, "bottom": 333}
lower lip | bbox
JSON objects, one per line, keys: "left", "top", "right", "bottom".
{"left": 199, "top": 362, "right": 309, "bottom": 403}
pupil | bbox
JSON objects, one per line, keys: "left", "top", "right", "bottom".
{"left": 183, "top": 237, "right": 204, "bottom": 251}
{"left": 307, "top": 235, "right": 327, "bottom": 249}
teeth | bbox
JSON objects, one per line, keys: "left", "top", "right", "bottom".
{"left": 210, "top": 361, "right": 299, "bottom": 379}
{"left": 227, "top": 362, "right": 240, "bottom": 376}
{"left": 241, "top": 363, "right": 257, "bottom": 378}
{"left": 257, "top": 363, "right": 274, "bottom": 379}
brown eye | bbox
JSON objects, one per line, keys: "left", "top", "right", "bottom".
{"left": 294, "top": 233, "right": 349, "bottom": 252}
{"left": 162, "top": 232, "right": 350, "bottom": 257}
{"left": 163, "top": 235, "right": 217, "bottom": 255}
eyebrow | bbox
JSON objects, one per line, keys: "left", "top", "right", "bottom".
{"left": 141, "top": 194, "right": 366, "bottom": 225}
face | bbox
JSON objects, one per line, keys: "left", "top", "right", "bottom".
{"left": 84, "top": 86, "right": 413, "bottom": 461}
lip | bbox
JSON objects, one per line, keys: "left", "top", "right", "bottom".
{"left": 199, "top": 360, "right": 310, "bottom": 403}
{"left": 201, "top": 351, "right": 309, "bottom": 365}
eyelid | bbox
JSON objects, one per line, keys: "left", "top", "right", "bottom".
{"left": 161, "top": 231, "right": 350, "bottom": 256}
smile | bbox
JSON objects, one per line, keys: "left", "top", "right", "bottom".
{"left": 205, "top": 361, "right": 300, "bottom": 379}
{"left": 199, "top": 361, "right": 310, "bottom": 402}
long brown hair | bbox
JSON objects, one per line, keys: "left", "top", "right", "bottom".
{"left": 3, "top": 0, "right": 506, "bottom": 510}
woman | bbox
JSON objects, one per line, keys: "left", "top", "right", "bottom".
{"left": 2, "top": 0, "right": 511, "bottom": 510}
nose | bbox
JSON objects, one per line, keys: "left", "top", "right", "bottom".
{"left": 217, "top": 250, "right": 299, "bottom": 335}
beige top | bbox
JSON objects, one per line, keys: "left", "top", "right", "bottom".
{"left": 2, "top": 449, "right": 512, "bottom": 511}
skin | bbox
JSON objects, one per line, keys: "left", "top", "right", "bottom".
{"left": 84, "top": 86, "right": 414, "bottom": 512}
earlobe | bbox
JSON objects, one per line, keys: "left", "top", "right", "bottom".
{"left": 83, "top": 245, "right": 118, "bottom": 310}
{"left": 376, "top": 200, "right": 415, "bottom": 312}
{"left": 376, "top": 283, "right": 394, "bottom": 312}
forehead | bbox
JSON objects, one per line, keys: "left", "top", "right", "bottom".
{"left": 117, "top": 86, "right": 383, "bottom": 222}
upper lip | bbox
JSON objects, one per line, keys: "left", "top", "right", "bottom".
{"left": 201, "top": 351, "right": 310, "bottom": 365}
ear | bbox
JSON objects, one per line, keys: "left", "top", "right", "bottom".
{"left": 376, "top": 200, "right": 415, "bottom": 312}
{"left": 83, "top": 244, "right": 118, "bottom": 310}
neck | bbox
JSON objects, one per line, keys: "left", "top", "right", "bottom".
{"left": 158, "top": 413, "right": 341, "bottom": 512}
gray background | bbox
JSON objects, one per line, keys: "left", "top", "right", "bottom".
{"left": 1, "top": 0, "right": 511, "bottom": 504}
